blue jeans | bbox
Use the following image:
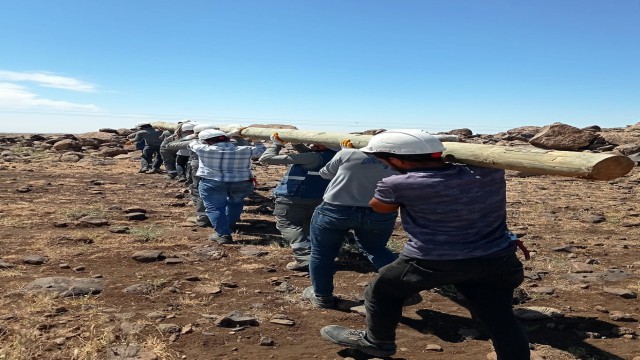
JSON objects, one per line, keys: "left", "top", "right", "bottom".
{"left": 199, "top": 178, "right": 254, "bottom": 236}
{"left": 365, "top": 253, "right": 529, "bottom": 360}
{"left": 309, "top": 202, "right": 398, "bottom": 297}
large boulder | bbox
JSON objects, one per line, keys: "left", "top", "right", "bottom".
{"left": 76, "top": 132, "right": 121, "bottom": 144}
{"left": 52, "top": 139, "right": 82, "bottom": 152}
{"left": 529, "top": 123, "right": 597, "bottom": 150}
{"left": 502, "top": 126, "right": 540, "bottom": 141}
{"left": 98, "top": 147, "right": 129, "bottom": 157}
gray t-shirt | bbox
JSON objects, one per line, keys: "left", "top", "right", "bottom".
{"left": 374, "top": 165, "right": 514, "bottom": 260}
{"left": 320, "top": 149, "right": 398, "bottom": 207}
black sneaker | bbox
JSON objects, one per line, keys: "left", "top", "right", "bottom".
{"left": 302, "top": 286, "right": 335, "bottom": 309}
{"left": 208, "top": 234, "right": 233, "bottom": 245}
{"left": 320, "top": 325, "right": 396, "bottom": 357}
{"left": 138, "top": 168, "right": 148, "bottom": 173}
{"left": 148, "top": 168, "right": 161, "bottom": 174}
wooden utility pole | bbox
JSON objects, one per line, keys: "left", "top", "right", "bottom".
{"left": 151, "top": 122, "right": 634, "bottom": 181}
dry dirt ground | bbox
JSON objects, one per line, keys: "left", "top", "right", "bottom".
{"left": 0, "top": 142, "right": 639, "bottom": 360}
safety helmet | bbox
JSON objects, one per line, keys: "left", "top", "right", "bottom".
{"left": 136, "top": 122, "right": 151, "bottom": 128}
{"left": 193, "top": 124, "right": 219, "bottom": 133}
{"left": 181, "top": 123, "right": 197, "bottom": 132}
{"left": 198, "top": 129, "right": 227, "bottom": 140}
{"left": 360, "top": 129, "right": 446, "bottom": 155}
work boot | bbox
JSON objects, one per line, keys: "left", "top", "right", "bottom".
{"left": 286, "top": 260, "right": 309, "bottom": 272}
{"left": 138, "top": 168, "right": 147, "bottom": 173}
{"left": 320, "top": 325, "right": 396, "bottom": 357}
{"left": 148, "top": 168, "right": 161, "bottom": 174}
{"left": 176, "top": 176, "right": 187, "bottom": 182}
{"left": 208, "top": 234, "right": 233, "bottom": 245}
{"left": 303, "top": 286, "right": 335, "bottom": 309}
{"left": 196, "top": 217, "right": 212, "bottom": 228}
{"left": 165, "top": 173, "right": 177, "bottom": 180}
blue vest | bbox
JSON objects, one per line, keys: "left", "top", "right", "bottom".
{"left": 273, "top": 150, "right": 336, "bottom": 199}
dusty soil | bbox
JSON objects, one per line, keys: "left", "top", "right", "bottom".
{"left": 0, "top": 140, "right": 639, "bottom": 360}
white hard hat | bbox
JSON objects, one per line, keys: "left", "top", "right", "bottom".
{"left": 360, "top": 129, "right": 446, "bottom": 155}
{"left": 181, "top": 123, "right": 197, "bottom": 132}
{"left": 199, "top": 129, "right": 227, "bottom": 140}
{"left": 193, "top": 124, "right": 219, "bottom": 133}
{"left": 136, "top": 122, "right": 151, "bottom": 128}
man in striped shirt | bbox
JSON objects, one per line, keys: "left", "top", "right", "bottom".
{"left": 189, "top": 129, "right": 266, "bottom": 244}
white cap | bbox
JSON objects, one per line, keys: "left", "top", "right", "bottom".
{"left": 193, "top": 124, "right": 219, "bottom": 133}
{"left": 181, "top": 123, "right": 197, "bottom": 132}
{"left": 360, "top": 129, "right": 446, "bottom": 155}
{"left": 198, "top": 129, "right": 227, "bottom": 140}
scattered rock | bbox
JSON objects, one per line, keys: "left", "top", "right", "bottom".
{"left": 259, "top": 336, "right": 275, "bottom": 346}
{"left": 0, "top": 260, "right": 15, "bottom": 269}
{"left": 608, "top": 311, "right": 637, "bottom": 322}
{"left": 123, "top": 283, "right": 157, "bottom": 296}
{"left": 109, "top": 226, "right": 130, "bottom": 234}
{"left": 215, "top": 312, "right": 259, "bottom": 328}
{"left": 23, "top": 255, "right": 48, "bottom": 265}
{"left": 603, "top": 287, "right": 637, "bottom": 299}
{"left": 513, "top": 306, "right": 564, "bottom": 320}
{"left": 24, "top": 277, "right": 104, "bottom": 297}
{"left": 425, "top": 344, "right": 443, "bottom": 352}
{"left": 78, "top": 216, "right": 110, "bottom": 227}
{"left": 239, "top": 246, "right": 269, "bottom": 257}
{"left": 131, "top": 250, "right": 165, "bottom": 262}
{"left": 125, "top": 212, "right": 148, "bottom": 221}
{"left": 570, "top": 263, "right": 595, "bottom": 273}
{"left": 269, "top": 314, "right": 295, "bottom": 326}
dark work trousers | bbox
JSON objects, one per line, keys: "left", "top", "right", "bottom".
{"left": 141, "top": 145, "right": 163, "bottom": 170}
{"left": 160, "top": 147, "right": 178, "bottom": 176}
{"left": 273, "top": 197, "right": 322, "bottom": 263}
{"left": 365, "top": 253, "right": 530, "bottom": 360}
{"left": 176, "top": 154, "right": 190, "bottom": 178}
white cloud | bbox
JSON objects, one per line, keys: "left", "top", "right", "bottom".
{"left": 0, "top": 70, "right": 96, "bottom": 92}
{"left": 0, "top": 82, "right": 100, "bottom": 111}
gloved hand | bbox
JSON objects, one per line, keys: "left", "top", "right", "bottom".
{"left": 227, "top": 127, "right": 246, "bottom": 138}
{"left": 270, "top": 133, "right": 285, "bottom": 146}
{"left": 340, "top": 139, "right": 354, "bottom": 149}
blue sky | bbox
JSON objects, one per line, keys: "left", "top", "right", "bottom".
{"left": 1, "top": 0, "right": 638, "bottom": 134}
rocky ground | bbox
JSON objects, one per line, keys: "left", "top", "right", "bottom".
{"left": 0, "top": 123, "right": 639, "bottom": 360}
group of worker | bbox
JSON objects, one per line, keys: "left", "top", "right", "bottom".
{"left": 128, "top": 121, "right": 531, "bottom": 360}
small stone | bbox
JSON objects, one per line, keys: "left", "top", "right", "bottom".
{"left": 425, "top": 344, "right": 443, "bottom": 352}
{"left": 73, "top": 266, "right": 85, "bottom": 272}
{"left": 131, "top": 250, "right": 165, "bottom": 263}
{"left": 24, "top": 255, "right": 48, "bottom": 265}
{"left": 259, "top": 336, "right": 275, "bottom": 346}
{"left": 0, "top": 261, "right": 15, "bottom": 269}
{"left": 570, "top": 263, "right": 595, "bottom": 273}
{"left": 529, "top": 287, "right": 555, "bottom": 295}
{"left": 514, "top": 306, "right": 564, "bottom": 320}
{"left": 78, "top": 216, "right": 109, "bottom": 227}
{"left": 125, "top": 212, "right": 148, "bottom": 221}
{"left": 609, "top": 311, "right": 637, "bottom": 322}
{"left": 603, "top": 287, "right": 637, "bottom": 299}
